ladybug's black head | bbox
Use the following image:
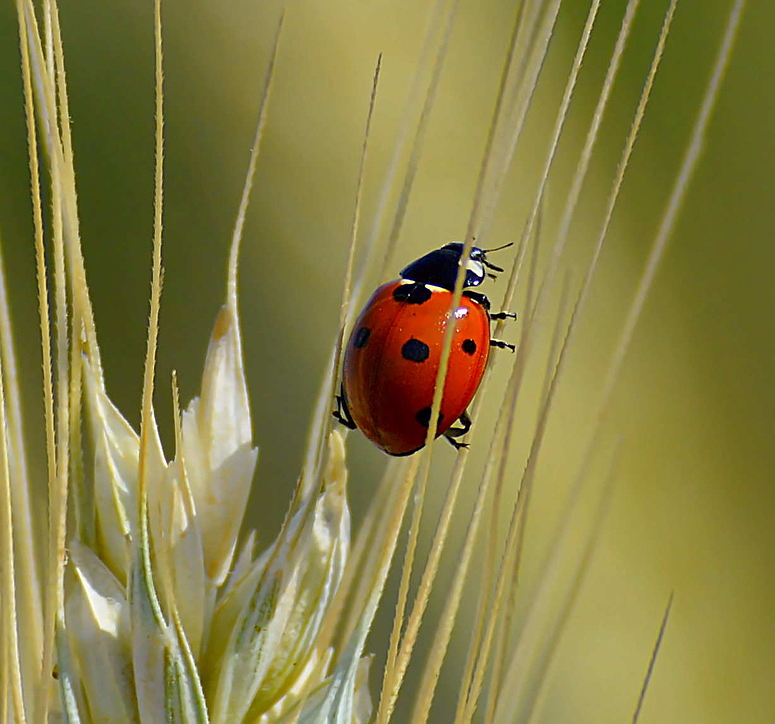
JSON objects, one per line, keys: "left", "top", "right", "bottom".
{"left": 399, "top": 242, "right": 509, "bottom": 291}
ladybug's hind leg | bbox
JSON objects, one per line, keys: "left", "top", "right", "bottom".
{"left": 445, "top": 437, "right": 469, "bottom": 451}
{"left": 333, "top": 386, "right": 357, "bottom": 430}
{"left": 444, "top": 410, "right": 472, "bottom": 451}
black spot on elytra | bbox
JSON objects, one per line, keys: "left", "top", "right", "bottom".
{"left": 393, "top": 283, "right": 432, "bottom": 305}
{"left": 353, "top": 326, "right": 371, "bottom": 348}
{"left": 402, "top": 338, "right": 430, "bottom": 363}
{"left": 462, "top": 338, "right": 477, "bottom": 355}
{"left": 415, "top": 406, "right": 444, "bottom": 429}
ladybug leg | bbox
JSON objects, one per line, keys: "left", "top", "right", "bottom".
{"left": 463, "top": 290, "right": 491, "bottom": 310}
{"left": 490, "top": 339, "right": 516, "bottom": 352}
{"left": 446, "top": 409, "right": 472, "bottom": 438}
{"left": 444, "top": 410, "right": 472, "bottom": 450}
{"left": 445, "top": 437, "right": 469, "bottom": 451}
{"left": 464, "top": 290, "right": 517, "bottom": 325}
{"left": 490, "top": 312, "right": 516, "bottom": 351}
{"left": 333, "top": 386, "right": 357, "bottom": 430}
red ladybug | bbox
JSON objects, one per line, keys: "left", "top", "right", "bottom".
{"left": 334, "top": 242, "right": 514, "bottom": 456}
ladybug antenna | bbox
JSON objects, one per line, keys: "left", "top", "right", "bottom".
{"left": 482, "top": 241, "right": 514, "bottom": 254}
{"left": 480, "top": 241, "right": 513, "bottom": 276}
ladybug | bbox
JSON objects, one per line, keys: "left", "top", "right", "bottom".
{"left": 334, "top": 242, "right": 515, "bottom": 456}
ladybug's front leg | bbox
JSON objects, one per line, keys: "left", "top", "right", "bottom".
{"left": 463, "top": 290, "right": 491, "bottom": 310}
{"left": 464, "top": 290, "right": 517, "bottom": 324}
{"left": 333, "top": 386, "right": 357, "bottom": 430}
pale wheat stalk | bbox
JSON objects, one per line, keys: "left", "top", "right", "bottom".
{"left": 0, "top": 0, "right": 744, "bottom": 722}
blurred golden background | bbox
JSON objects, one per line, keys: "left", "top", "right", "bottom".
{"left": 0, "top": 0, "right": 773, "bottom": 721}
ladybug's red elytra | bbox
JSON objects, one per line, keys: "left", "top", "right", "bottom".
{"left": 334, "top": 242, "right": 515, "bottom": 456}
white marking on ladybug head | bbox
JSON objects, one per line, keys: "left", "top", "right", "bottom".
{"left": 464, "top": 258, "right": 485, "bottom": 281}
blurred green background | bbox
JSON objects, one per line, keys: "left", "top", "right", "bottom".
{"left": 0, "top": 0, "right": 773, "bottom": 721}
